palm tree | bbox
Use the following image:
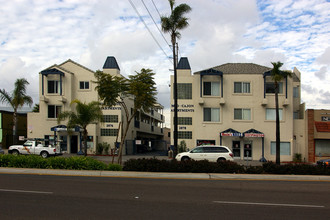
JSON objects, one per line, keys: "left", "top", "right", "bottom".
{"left": 270, "top": 62, "right": 292, "bottom": 165}
{"left": 0, "top": 78, "right": 33, "bottom": 144}
{"left": 161, "top": 0, "right": 191, "bottom": 158}
{"left": 57, "top": 99, "right": 103, "bottom": 156}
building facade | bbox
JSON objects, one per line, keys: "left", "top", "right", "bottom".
{"left": 170, "top": 57, "right": 304, "bottom": 162}
{"left": 306, "top": 109, "right": 330, "bottom": 162}
{"left": 28, "top": 56, "right": 165, "bottom": 154}
{"left": 0, "top": 110, "right": 27, "bottom": 148}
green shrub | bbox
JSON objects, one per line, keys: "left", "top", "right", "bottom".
{"left": 96, "top": 143, "right": 104, "bottom": 155}
{"left": 0, "top": 154, "right": 122, "bottom": 171}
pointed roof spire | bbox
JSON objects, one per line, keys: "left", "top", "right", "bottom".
{"left": 103, "top": 56, "right": 120, "bottom": 70}
{"left": 177, "top": 57, "right": 191, "bottom": 70}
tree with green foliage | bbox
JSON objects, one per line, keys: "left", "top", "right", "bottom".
{"left": 270, "top": 62, "right": 292, "bottom": 165}
{"left": 161, "top": 0, "right": 191, "bottom": 158}
{"left": 0, "top": 78, "right": 33, "bottom": 144}
{"left": 57, "top": 99, "right": 103, "bottom": 156}
{"left": 32, "top": 103, "right": 39, "bottom": 112}
{"left": 95, "top": 68, "right": 157, "bottom": 164}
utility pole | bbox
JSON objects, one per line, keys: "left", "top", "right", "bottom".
{"left": 173, "top": 43, "right": 178, "bottom": 158}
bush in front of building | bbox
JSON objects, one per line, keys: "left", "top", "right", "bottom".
{"left": 123, "top": 158, "right": 245, "bottom": 173}
{"left": 123, "top": 158, "right": 330, "bottom": 175}
{"left": 0, "top": 154, "right": 122, "bottom": 171}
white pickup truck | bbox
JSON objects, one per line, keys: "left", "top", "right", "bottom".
{"left": 8, "top": 139, "right": 62, "bottom": 158}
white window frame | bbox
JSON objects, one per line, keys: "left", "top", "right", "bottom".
{"left": 203, "top": 108, "right": 220, "bottom": 122}
{"left": 79, "top": 81, "right": 90, "bottom": 90}
{"left": 234, "top": 108, "right": 251, "bottom": 120}
{"left": 48, "top": 105, "right": 61, "bottom": 119}
{"left": 234, "top": 82, "right": 250, "bottom": 94}
{"left": 47, "top": 80, "right": 59, "bottom": 94}
{"left": 266, "top": 108, "right": 283, "bottom": 121}
{"left": 203, "top": 81, "right": 220, "bottom": 96}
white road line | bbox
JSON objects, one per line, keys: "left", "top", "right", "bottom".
{"left": 0, "top": 189, "right": 53, "bottom": 194}
{"left": 213, "top": 201, "right": 324, "bottom": 208}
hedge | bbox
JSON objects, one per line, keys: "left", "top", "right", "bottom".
{"left": 123, "top": 158, "right": 330, "bottom": 175}
{"left": 0, "top": 154, "right": 122, "bottom": 171}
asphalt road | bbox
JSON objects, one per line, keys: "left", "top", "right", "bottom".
{"left": 0, "top": 173, "right": 329, "bottom": 220}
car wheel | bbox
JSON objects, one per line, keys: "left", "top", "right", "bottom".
{"left": 181, "top": 157, "right": 190, "bottom": 162}
{"left": 217, "top": 158, "right": 226, "bottom": 163}
{"left": 40, "top": 151, "right": 49, "bottom": 158}
{"left": 12, "top": 150, "right": 19, "bottom": 156}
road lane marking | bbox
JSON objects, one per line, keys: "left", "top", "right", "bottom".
{"left": 0, "top": 188, "right": 53, "bottom": 195}
{"left": 213, "top": 201, "right": 324, "bottom": 208}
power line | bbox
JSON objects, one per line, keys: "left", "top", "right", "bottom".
{"left": 141, "top": 0, "right": 171, "bottom": 50}
{"left": 151, "top": 0, "right": 162, "bottom": 18}
{"left": 128, "top": 0, "right": 172, "bottom": 63}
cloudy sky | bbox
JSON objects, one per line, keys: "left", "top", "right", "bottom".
{"left": 0, "top": 0, "right": 329, "bottom": 126}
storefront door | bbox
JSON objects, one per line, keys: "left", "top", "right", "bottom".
{"left": 244, "top": 143, "right": 252, "bottom": 160}
{"left": 232, "top": 141, "right": 241, "bottom": 159}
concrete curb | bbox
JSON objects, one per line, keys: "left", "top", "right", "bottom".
{"left": 0, "top": 167, "right": 330, "bottom": 181}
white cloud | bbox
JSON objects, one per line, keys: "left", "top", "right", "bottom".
{"left": 0, "top": 0, "right": 330, "bottom": 121}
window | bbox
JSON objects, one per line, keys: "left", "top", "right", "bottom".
{"left": 103, "top": 115, "right": 118, "bottom": 123}
{"left": 178, "top": 131, "right": 192, "bottom": 139}
{"left": 203, "top": 108, "right": 220, "bottom": 122}
{"left": 48, "top": 105, "right": 61, "bottom": 118}
{"left": 80, "top": 81, "right": 89, "bottom": 90}
{"left": 234, "top": 108, "right": 251, "bottom": 120}
{"left": 204, "top": 147, "right": 229, "bottom": 153}
{"left": 177, "top": 83, "right": 192, "bottom": 99}
{"left": 266, "top": 82, "right": 283, "bottom": 94}
{"left": 178, "top": 117, "right": 192, "bottom": 125}
{"left": 293, "top": 87, "right": 299, "bottom": 98}
{"left": 234, "top": 82, "right": 250, "bottom": 93}
{"left": 48, "top": 80, "right": 59, "bottom": 94}
{"left": 270, "top": 142, "right": 291, "bottom": 155}
{"left": 203, "top": 82, "right": 220, "bottom": 96}
{"left": 266, "top": 108, "right": 283, "bottom": 121}
{"left": 100, "top": 129, "right": 118, "bottom": 136}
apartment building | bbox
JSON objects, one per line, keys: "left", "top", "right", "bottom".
{"left": 170, "top": 57, "right": 304, "bottom": 162}
{"left": 28, "top": 56, "right": 165, "bottom": 154}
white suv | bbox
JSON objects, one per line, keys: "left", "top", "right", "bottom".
{"left": 175, "top": 145, "right": 234, "bottom": 162}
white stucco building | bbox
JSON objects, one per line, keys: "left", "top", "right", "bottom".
{"left": 28, "top": 56, "right": 165, "bottom": 154}
{"left": 170, "top": 57, "right": 305, "bottom": 162}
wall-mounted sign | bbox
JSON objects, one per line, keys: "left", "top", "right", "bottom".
{"left": 321, "top": 116, "right": 330, "bottom": 121}
{"left": 171, "top": 104, "right": 194, "bottom": 112}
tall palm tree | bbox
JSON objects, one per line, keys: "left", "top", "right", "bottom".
{"left": 0, "top": 78, "right": 33, "bottom": 144}
{"left": 57, "top": 99, "right": 103, "bottom": 156}
{"left": 270, "top": 62, "right": 292, "bottom": 165}
{"left": 161, "top": 0, "right": 191, "bottom": 158}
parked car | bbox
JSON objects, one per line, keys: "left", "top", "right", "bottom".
{"left": 175, "top": 145, "right": 234, "bottom": 162}
{"left": 0, "top": 146, "right": 4, "bottom": 154}
{"left": 317, "top": 158, "right": 330, "bottom": 166}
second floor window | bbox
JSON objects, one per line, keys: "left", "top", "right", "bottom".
{"left": 266, "top": 108, "right": 283, "bottom": 121}
{"left": 203, "top": 108, "right": 220, "bottom": 122}
{"left": 48, "top": 105, "right": 61, "bottom": 118}
{"left": 48, "top": 80, "right": 59, "bottom": 94}
{"left": 234, "top": 82, "right": 250, "bottom": 93}
{"left": 234, "top": 108, "right": 251, "bottom": 120}
{"left": 177, "top": 83, "right": 192, "bottom": 99}
{"left": 203, "top": 82, "right": 220, "bottom": 96}
{"left": 80, "top": 81, "right": 89, "bottom": 90}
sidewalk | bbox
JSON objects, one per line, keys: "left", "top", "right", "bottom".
{"left": 0, "top": 167, "right": 329, "bottom": 181}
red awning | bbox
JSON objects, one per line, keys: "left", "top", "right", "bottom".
{"left": 315, "top": 122, "right": 330, "bottom": 132}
